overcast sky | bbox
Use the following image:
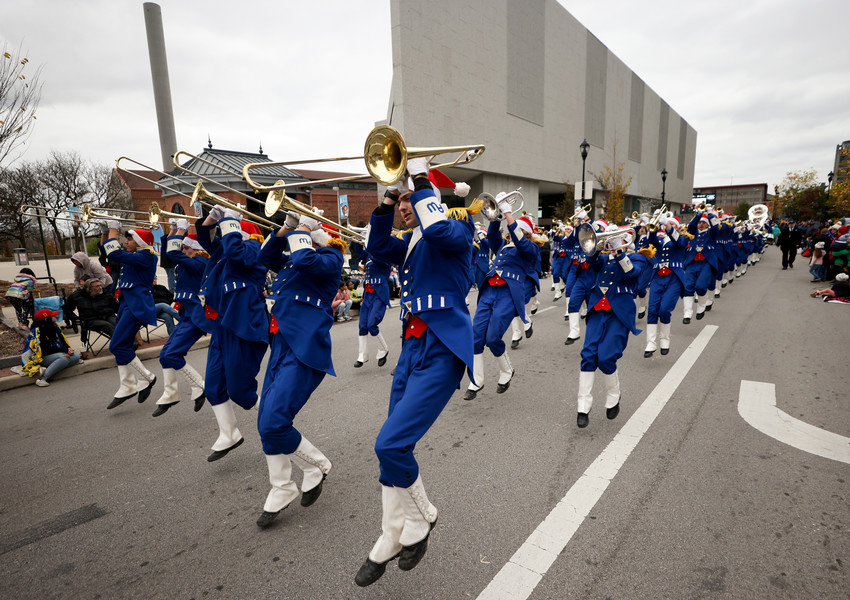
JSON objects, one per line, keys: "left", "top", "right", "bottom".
{"left": 3, "top": 0, "right": 848, "bottom": 191}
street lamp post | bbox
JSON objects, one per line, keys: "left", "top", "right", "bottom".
{"left": 661, "top": 168, "right": 667, "bottom": 207}
{"left": 579, "top": 139, "right": 589, "bottom": 214}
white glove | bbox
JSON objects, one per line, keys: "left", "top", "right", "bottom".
{"left": 299, "top": 214, "right": 320, "bottom": 231}
{"left": 387, "top": 178, "right": 410, "bottom": 196}
{"left": 498, "top": 201, "right": 512, "bottom": 216}
{"left": 208, "top": 206, "right": 224, "bottom": 221}
{"left": 168, "top": 218, "right": 177, "bottom": 226}
{"left": 107, "top": 220, "right": 121, "bottom": 231}
{"left": 222, "top": 207, "right": 242, "bottom": 221}
{"left": 176, "top": 218, "right": 189, "bottom": 231}
{"left": 658, "top": 213, "right": 668, "bottom": 226}
{"left": 284, "top": 211, "right": 299, "bottom": 230}
{"left": 407, "top": 157, "right": 430, "bottom": 177}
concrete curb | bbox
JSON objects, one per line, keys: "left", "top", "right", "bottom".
{"left": 0, "top": 337, "right": 210, "bottom": 392}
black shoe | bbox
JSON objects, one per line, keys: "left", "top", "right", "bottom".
{"left": 606, "top": 402, "right": 620, "bottom": 420}
{"left": 525, "top": 324, "right": 533, "bottom": 339}
{"left": 638, "top": 310, "right": 646, "bottom": 319}
{"left": 355, "top": 556, "right": 397, "bottom": 587}
{"left": 353, "top": 360, "right": 364, "bottom": 368}
{"left": 696, "top": 312, "right": 705, "bottom": 320}
{"left": 564, "top": 315, "right": 569, "bottom": 321}
{"left": 644, "top": 350, "right": 655, "bottom": 358}
{"left": 660, "top": 348, "right": 670, "bottom": 355}
{"left": 138, "top": 376, "right": 157, "bottom": 403}
{"left": 152, "top": 401, "right": 178, "bottom": 417}
{"left": 496, "top": 380, "right": 511, "bottom": 394}
{"left": 580, "top": 313, "right": 586, "bottom": 320}
{"left": 207, "top": 437, "right": 244, "bottom": 462}
{"left": 377, "top": 353, "right": 389, "bottom": 367}
{"left": 511, "top": 339, "right": 520, "bottom": 349}
{"left": 463, "top": 388, "right": 479, "bottom": 401}
{"left": 107, "top": 393, "right": 135, "bottom": 409}
{"left": 564, "top": 336, "right": 579, "bottom": 345}
{"left": 300, "top": 474, "right": 327, "bottom": 507}
{"left": 789, "top": 263, "right": 794, "bottom": 268}
{"left": 683, "top": 317, "right": 691, "bottom": 324}
{"left": 705, "top": 304, "right": 712, "bottom": 311}
{"left": 193, "top": 392, "right": 206, "bottom": 412}
{"left": 782, "top": 267, "right": 787, "bottom": 270}
{"left": 256, "top": 506, "right": 285, "bottom": 528}
{"left": 577, "top": 412, "right": 589, "bottom": 428}
{"left": 398, "top": 520, "right": 437, "bottom": 571}
{"left": 530, "top": 307, "right": 538, "bottom": 315}
{"left": 721, "top": 282, "right": 727, "bottom": 288}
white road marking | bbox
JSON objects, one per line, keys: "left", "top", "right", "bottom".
{"left": 477, "top": 325, "right": 718, "bottom": 600}
{"left": 534, "top": 306, "right": 556, "bottom": 314}
{"left": 738, "top": 380, "right": 850, "bottom": 464}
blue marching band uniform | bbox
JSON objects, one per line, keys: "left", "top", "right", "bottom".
{"left": 565, "top": 220, "right": 602, "bottom": 344}
{"left": 472, "top": 229, "right": 491, "bottom": 291}
{"left": 104, "top": 227, "right": 159, "bottom": 409}
{"left": 642, "top": 217, "right": 688, "bottom": 357}
{"left": 152, "top": 228, "right": 211, "bottom": 416}
{"left": 354, "top": 253, "right": 392, "bottom": 368}
{"left": 509, "top": 219, "right": 541, "bottom": 349}
{"left": 682, "top": 211, "right": 721, "bottom": 323}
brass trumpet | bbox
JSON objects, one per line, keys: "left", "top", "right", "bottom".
{"left": 569, "top": 204, "right": 592, "bottom": 223}
{"left": 645, "top": 204, "right": 668, "bottom": 232}
{"left": 242, "top": 125, "right": 486, "bottom": 191}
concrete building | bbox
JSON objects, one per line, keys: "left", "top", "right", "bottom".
{"left": 383, "top": 0, "right": 697, "bottom": 225}
{"left": 691, "top": 183, "right": 769, "bottom": 216}
{"left": 833, "top": 140, "right": 850, "bottom": 184}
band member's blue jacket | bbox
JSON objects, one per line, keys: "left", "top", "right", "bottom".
{"left": 481, "top": 218, "right": 538, "bottom": 323}
{"left": 102, "top": 238, "right": 157, "bottom": 326}
{"left": 165, "top": 235, "right": 212, "bottom": 334}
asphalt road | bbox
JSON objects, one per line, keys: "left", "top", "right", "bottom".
{"left": 1, "top": 248, "right": 848, "bottom": 600}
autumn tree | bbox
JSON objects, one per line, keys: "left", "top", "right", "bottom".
{"left": 590, "top": 140, "right": 632, "bottom": 225}
{"left": 775, "top": 169, "right": 827, "bottom": 222}
{"left": 0, "top": 44, "right": 42, "bottom": 166}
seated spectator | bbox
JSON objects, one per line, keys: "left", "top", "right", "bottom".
{"left": 812, "top": 273, "right": 850, "bottom": 299}
{"left": 71, "top": 251, "right": 113, "bottom": 290}
{"left": 333, "top": 280, "right": 352, "bottom": 322}
{"left": 64, "top": 278, "right": 119, "bottom": 335}
{"left": 152, "top": 276, "right": 180, "bottom": 334}
{"left": 10, "top": 309, "right": 82, "bottom": 387}
{"left": 348, "top": 279, "right": 361, "bottom": 309}
{"left": 5, "top": 267, "right": 36, "bottom": 328}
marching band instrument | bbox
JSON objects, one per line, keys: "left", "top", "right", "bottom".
{"left": 696, "top": 201, "right": 714, "bottom": 213}
{"left": 242, "top": 125, "right": 486, "bottom": 191}
{"left": 569, "top": 204, "right": 592, "bottom": 223}
{"left": 577, "top": 222, "right": 634, "bottom": 254}
{"left": 149, "top": 201, "right": 193, "bottom": 228}
{"left": 748, "top": 203, "right": 769, "bottom": 230}
{"left": 478, "top": 188, "right": 524, "bottom": 222}
{"left": 20, "top": 203, "right": 153, "bottom": 229}
{"left": 188, "top": 181, "right": 278, "bottom": 231}
{"left": 645, "top": 204, "right": 668, "bottom": 232}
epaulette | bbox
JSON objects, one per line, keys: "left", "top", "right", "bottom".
{"left": 247, "top": 234, "right": 265, "bottom": 245}
{"left": 638, "top": 246, "right": 656, "bottom": 258}
{"left": 139, "top": 247, "right": 159, "bottom": 257}
{"left": 394, "top": 229, "right": 412, "bottom": 240}
{"left": 326, "top": 237, "right": 347, "bottom": 254}
{"left": 196, "top": 250, "right": 210, "bottom": 259}
{"left": 681, "top": 230, "right": 695, "bottom": 240}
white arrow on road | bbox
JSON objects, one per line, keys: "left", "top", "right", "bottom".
{"left": 738, "top": 380, "right": 850, "bottom": 464}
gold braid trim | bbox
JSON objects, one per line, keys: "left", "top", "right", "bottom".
{"left": 638, "top": 246, "right": 656, "bottom": 258}
{"left": 326, "top": 237, "right": 348, "bottom": 254}
{"left": 680, "top": 230, "right": 695, "bottom": 240}
{"left": 196, "top": 250, "right": 210, "bottom": 259}
{"left": 247, "top": 234, "right": 265, "bottom": 244}
{"left": 394, "top": 228, "right": 412, "bottom": 239}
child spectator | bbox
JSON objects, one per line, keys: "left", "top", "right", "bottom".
{"left": 5, "top": 267, "right": 37, "bottom": 328}
{"left": 152, "top": 276, "right": 180, "bottom": 334}
{"left": 10, "top": 308, "right": 82, "bottom": 386}
{"left": 333, "top": 279, "right": 352, "bottom": 322}
{"left": 812, "top": 273, "right": 850, "bottom": 299}
{"left": 809, "top": 242, "right": 826, "bottom": 282}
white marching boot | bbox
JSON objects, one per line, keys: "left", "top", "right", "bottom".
{"left": 603, "top": 371, "right": 621, "bottom": 420}
{"left": 564, "top": 296, "right": 571, "bottom": 320}
{"left": 577, "top": 370, "right": 595, "bottom": 427}
{"left": 464, "top": 353, "right": 484, "bottom": 400}
{"left": 129, "top": 356, "right": 157, "bottom": 403}
{"left": 565, "top": 312, "right": 581, "bottom": 344}
{"left": 208, "top": 400, "right": 244, "bottom": 462}
{"left": 523, "top": 309, "right": 533, "bottom": 337}
{"left": 530, "top": 295, "right": 539, "bottom": 315}
{"left": 355, "top": 485, "right": 405, "bottom": 587}
{"left": 152, "top": 367, "right": 179, "bottom": 417}
{"left": 108, "top": 364, "right": 139, "bottom": 409}
{"left": 397, "top": 475, "right": 438, "bottom": 571}
{"left": 682, "top": 297, "right": 694, "bottom": 323}
{"left": 659, "top": 322, "right": 672, "bottom": 355}
{"left": 375, "top": 332, "right": 390, "bottom": 367}
{"left": 354, "top": 335, "right": 369, "bottom": 368}
{"left": 496, "top": 352, "right": 514, "bottom": 393}
{"left": 291, "top": 435, "right": 332, "bottom": 507}
{"left": 179, "top": 363, "right": 206, "bottom": 411}
{"left": 696, "top": 295, "right": 707, "bottom": 319}
{"left": 553, "top": 287, "right": 562, "bottom": 301}
{"left": 637, "top": 296, "right": 647, "bottom": 319}
{"left": 644, "top": 323, "right": 658, "bottom": 357}
{"left": 510, "top": 316, "right": 523, "bottom": 349}
{"left": 257, "top": 453, "right": 299, "bottom": 528}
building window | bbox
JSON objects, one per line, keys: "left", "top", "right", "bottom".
{"left": 171, "top": 203, "right": 185, "bottom": 215}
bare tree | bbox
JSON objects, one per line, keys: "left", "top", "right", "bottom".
{"left": 0, "top": 44, "right": 43, "bottom": 167}
{"left": 0, "top": 164, "right": 39, "bottom": 248}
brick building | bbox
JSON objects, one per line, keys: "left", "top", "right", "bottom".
{"left": 690, "top": 183, "right": 768, "bottom": 214}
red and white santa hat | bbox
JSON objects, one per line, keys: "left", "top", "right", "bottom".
{"left": 667, "top": 216, "right": 680, "bottom": 228}
{"left": 182, "top": 233, "right": 203, "bottom": 251}
{"left": 593, "top": 219, "right": 609, "bottom": 233}
{"left": 406, "top": 168, "right": 470, "bottom": 202}
{"left": 517, "top": 216, "right": 534, "bottom": 235}
{"left": 699, "top": 214, "right": 710, "bottom": 224}
{"left": 128, "top": 228, "right": 154, "bottom": 249}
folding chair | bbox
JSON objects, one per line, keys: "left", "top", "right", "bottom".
{"left": 80, "top": 320, "right": 112, "bottom": 357}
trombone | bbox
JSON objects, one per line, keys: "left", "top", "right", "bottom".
{"left": 171, "top": 152, "right": 364, "bottom": 244}
{"left": 569, "top": 204, "right": 592, "bottom": 224}
{"left": 241, "top": 125, "right": 486, "bottom": 192}
{"left": 19, "top": 203, "right": 153, "bottom": 229}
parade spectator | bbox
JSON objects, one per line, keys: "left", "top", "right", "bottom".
{"left": 809, "top": 242, "right": 826, "bottom": 282}
{"left": 10, "top": 309, "right": 82, "bottom": 387}
{"left": 828, "top": 233, "right": 850, "bottom": 280}
{"left": 777, "top": 222, "right": 802, "bottom": 270}
{"left": 64, "top": 278, "right": 119, "bottom": 336}
{"left": 5, "top": 267, "right": 37, "bottom": 328}
{"left": 71, "top": 251, "right": 113, "bottom": 290}
{"left": 152, "top": 276, "right": 180, "bottom": 334}
{"left": 812, "top": 273, "right": 850, "bottom": 299}
{"left": 333, "top": 279, "right": 352, "bottom": 322}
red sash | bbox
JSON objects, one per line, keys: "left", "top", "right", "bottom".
{"left": 404, "top": 315, "right": 428, "bottom": 339}
{"left": 269, "top": 313, "right": 279, "bottom": 334}
{"left": 694, "top": 252, "right": 706, "bottom": 261}
{"left": 204, "top": 305, "right": 219, "bottom": 320}
{"left": 173, "top": 302, "right": 182, "bottom": 311}
{"left": 488, "top": 275, "right": 507, "bottom": 286}
{"left": 365, "top": 284, "right": 375, "bottom": 294}
{"left": 580, "top": 262, "right": 590, "bottom": 270}
{"left": 593, "top": 295, "right": 612, "bottom": 311}
{"left": 558, "top": 252, "right": 567, "bottom": 257}
{"left": 657, "top": 267, "right": 672, "bottom": 276}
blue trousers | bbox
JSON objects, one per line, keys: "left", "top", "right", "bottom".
{"left": 110, "top": 308, "right": 144, "bottom": 365}
{"left": 647, "top": 274, "right": 683, "bottom": 324}
{"left": 551, "top": 256, "right": 563, "bottom": 284}
{"left": 568, "top": 272, "right": 594, "bottom": 313}
{"left": 375, "top": 330, "right": 465, "bottom": 487}
{"left": 580, "top": 310, "right": 630, "bottom": 374}
{"left": 358, "top": 292, "right": 388, "bottom": 336}
{"left": 472, "top": 285, "right": 516, "bottom": 356}
{"left": 159, "top": 316, "right": 207, "bottom": 370}
{"left": 563, "top": 263, "right": 578, "bottom": 297}
{"left": 257, "top": 334, "right": 326, "bottom": 455}
{"left": 684, "top": 261, "right": 714, "bottom": 296}
{"left": 205, "top": 322, "right": 267, "bottom": 410}
{"left": 474, "top": 268, "right": 488, "bottom": 291}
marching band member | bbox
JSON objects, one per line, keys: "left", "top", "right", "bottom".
{"left": 253, "top": 212, "right": 345, "bottom": 528}
{"left": 565, "top": 219, "right": 605, "bottom": 345}
{"left": 634, "top": 218, "right": 652, "bottom": 319}
{"left": 509, "top": 216, "right": 541, "bottom": 349}
{"left": 152, "top": 220, "right": 211, "bottom": 416}
{"left": 354, "top": 252, "right": 392, "bottom": 369}
{"left": 472, "top": 228, "right": 491, "bottom": 291}
{"left": 102, "top": 222, "right": 158, "bottom": 410}
{"left": 682, "top": 210, "right": 720, "bottom": 323}
{"left": 551, "top": 226, "right": 567, "bottom": 300}
{"left": 463, "top": 192, "right": 537, "bottom": 400}
{"left": 195, "top": 207, "right": 268, "bottom": 462}
{"left": 575, "top": 226, "right": 646, "bottom": 428}
{"left": 643, "top": 215, "right": 687, "bottom": 357}
{"left": 558, "top": 222, "right": 577, "bottom": 321}
{"left": 355, "top": 158, "right": 474, "bottom": 587}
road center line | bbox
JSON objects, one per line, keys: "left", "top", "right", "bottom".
{"left": 477, "top": 325, "right": 718, "bottom": 600}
